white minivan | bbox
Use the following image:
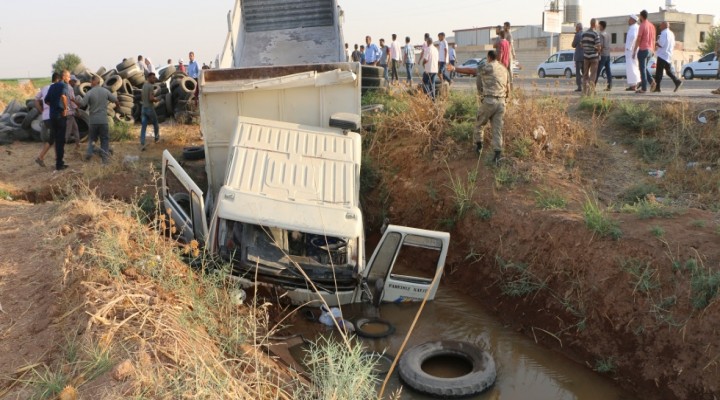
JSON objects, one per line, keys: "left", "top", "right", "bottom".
{"left": 537, "top": 50, "right": 576, "bottom": 78}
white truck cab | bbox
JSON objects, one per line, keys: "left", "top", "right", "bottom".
{"left": 160, "top": 0, "right": 450, "bottom": 306}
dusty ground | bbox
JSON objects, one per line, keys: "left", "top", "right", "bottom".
{"left": 1, "top": 94, "right": 719, "bottom": 399}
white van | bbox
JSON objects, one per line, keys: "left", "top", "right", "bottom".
{"left": 537, "top": 50, "right": 576, "bottom": 78}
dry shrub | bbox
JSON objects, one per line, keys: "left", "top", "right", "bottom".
{"left": 43, "top": 185, "right": 299, "bottom": 399}
{"left": 370, "top": 91, "right": 450, "bottom": 156}
{"left": 658, "top": 102, "right": 720, "bottom": 163}
{"left": 503, "top": 90, "right": 589, "bottom": 161}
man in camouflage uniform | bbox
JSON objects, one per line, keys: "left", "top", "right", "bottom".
{"left": 474, "top": 50, "right": 510, "bottom": 165}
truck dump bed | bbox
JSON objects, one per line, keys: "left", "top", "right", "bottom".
{"left": 220, "top": 0, "right": 346, "bottom": 68}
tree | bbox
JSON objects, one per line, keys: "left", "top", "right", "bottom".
{"left": 698, "top": 25, "right": 719, "bottom": 55}
{"left": 52, "top": 53, "right": 82, "bottom": 74}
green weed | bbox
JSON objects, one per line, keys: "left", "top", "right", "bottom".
{"left": 691, "top": 220, "right": 706, "bottom": 228}
{"left": 110, "top": 120, "right": 133, "bottom": 142}
{"left": 650, "top": 225, "right": 665, "bottom": 237}
{"left": 594, "top": 357, "right": 616, "bottom": 374}
{"left": 621, "top": 258, "right": 659, "bottom": 294}
{"left": 497, "top": 257, "right": 545, "bottom": 297}
{"left": 26, "top": 366, "right": 68, "bottom": 400}
{"left": 613, "top": 102, "right": 661, "bottom": 133}
{"left": 620, "top": 183, "right": 660, "bottom": 204}
{"left": 474, "top": 205, "right": 493, "bottom": 220}
{"left": 298, "top": 336, "right": 380, "bottom": 400}
{"left": 578, "top": 96, "right": 613, "bottom": 115}
{"left": 534, "top": 188, "right": 567, "bottom": 210}
{"left": 511, "top": 136, "right": 535, "bottom": 159}
{"left": 0, "top": 188, "right": 11, "bottom": 199}
{"left": 444, "top": 91, "right": 477, "bottom": 122}
{"left": 361, "top": 90, "right": 409, "bottom": 115}
{"left": 634, "top": 137, "right": 663, "bottom": 162}
{"left": 621, "top": 198, "right": 675, "bottom": 219}
{"left": 444, "top": 162, "right": 478, "bottom": 219}
{"left": 446, "top": 120, "right": 475, "bottom": 142}
{"left": 494, "top": 165, "right": 518, "bottom": 188}
{"left": 582, "top": 195, "right": 622, "bottom": 240}
{"left": 690, "top": 266, "right": 720, "bottom": 309}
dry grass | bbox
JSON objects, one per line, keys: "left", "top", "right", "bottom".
{"left": 0, "top": 81, "right": 40, "bottom": 112}
{"left": 12, "top": 184, "right": 301, "bottom": 399}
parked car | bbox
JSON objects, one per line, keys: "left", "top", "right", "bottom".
{"left": 455, "top": 58, "right": 486, "bottom": 77}
{"left": 598, "top": 55, "right": 673, "bottom": 80}
{"left": 537, "top": 50, "right": 575, "bottom": 78}
{"left": 681, "top": 52, "right": 719, "bottom": 80}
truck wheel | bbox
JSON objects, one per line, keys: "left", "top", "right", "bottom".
{"left": 399, "top": 340, "right": 496, "bottom": 398}
{"left": 362, "top": 65, "right": 384, "bottom": 78}
{"left": 182, "top": 146, "right": 205, "bottom": 160}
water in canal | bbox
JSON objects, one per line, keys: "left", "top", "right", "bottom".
{"left": 286, "top": 286, "right": 636, "bottom": 400}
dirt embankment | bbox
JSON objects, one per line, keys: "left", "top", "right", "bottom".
{"left": 363, "top": 93, "right": 720, "bottom": 399}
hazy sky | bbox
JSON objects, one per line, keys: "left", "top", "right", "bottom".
{"left": 0, "top": 0, "right": 715, "bottom": 79}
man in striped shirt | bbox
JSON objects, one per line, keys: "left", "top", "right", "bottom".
{"left": 581, "top": 18, "right": 601, "bottom": 96}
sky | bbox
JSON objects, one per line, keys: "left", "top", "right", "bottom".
{"left": 0, "top": 0, "right": 716, "bottom": 79}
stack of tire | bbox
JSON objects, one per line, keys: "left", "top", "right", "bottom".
{"left": 361, "top": 65, "right": 385, "bottom": 94}
{"left": 0, "top": 99, "right": 42, "bottom": 145}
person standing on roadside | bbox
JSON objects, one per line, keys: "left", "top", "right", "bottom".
{"left": 496, "top": 31, "right": 510, "bottom": 69}
{"left": 449, "top": 43, "right": 457, "bottom": 80}
{"left": 571, "top": 22, "right": 584, "bottom": 92}
{"left": 140, "top": 73, "right": 160, "bottom": 150}
{"left": 581, "top": 18, "right": 601, "bottom": 96}
{"left": 624, "top": 15, "right": 641, "bottom": 91}
{"left": 474, "top": 50, "right": 509, "bottom": 165}
{"left": 65, "top": 75, "right": 80, "bottom": 151}
{"left": 359, "top": 45, "right": 366, "bottom": 64}
{"left": 137, "top": 55, "right": 146, "bottom": 75}
{"left": 596, "top": 21, "right": 613, "bottom": 91}
{"left": 633, "top": 10, "right": 656, "bottom": 93}
{"left": 178, "top": 58, "right": 187, "bottom": 73}
{"left": 73, "top": 76, "right": 120, "bottom": 164}
{"left": 654, "top": 21, "right": 682, "bottom": 93}
{"left": 402, "top": 36, "right": 415, "bottom": 86}
{"left": 503, "top": 22, "right": 516, "bottom": 84}
{"left": 364, "top": 36, "right": 382, "bottom": 66}
{"left": 44, "top": 70, "right": 70, "bottom": 171}
{"left": 187, "top": 51, "right": 199, "bottom": 79}
{"left": 390, "top": 34, "right": 402, "bottom": 85}
{"left": 351, "top": 44, "right": 361, "bottom": 63}
{"left": 422, "top": 36, "right": 439, "bottom": 100}
{"left": 34, "top": 73, "right": 60, "bottom": 167}
{"left": 345, "top": 43, "right": 350, "bottom": 62}
{"left": 378, "top": 38, "right": 390, "bottom": 84}
{"left": 437, "top": 32, "right": 452, "bottom": 84}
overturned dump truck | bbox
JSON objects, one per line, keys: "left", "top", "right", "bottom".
{"left": 161, "top": 0, "right": 450, "bottom": 306}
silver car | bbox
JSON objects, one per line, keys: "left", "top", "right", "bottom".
{"left": 681, "top": 53, "right": 719, "bottom": 80}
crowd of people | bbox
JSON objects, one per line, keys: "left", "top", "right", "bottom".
{"left": 572, "top": 10, "right": 683, "bottom": 95}
{"left": 346, "top": 22, "right": 517, "bottom": 101}
{"left": 33, "top": 50, "right": 205, "bottom": 171}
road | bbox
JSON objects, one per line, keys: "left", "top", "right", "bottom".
{"left": 451, "top": 74, "right": 720, "bottom": 101}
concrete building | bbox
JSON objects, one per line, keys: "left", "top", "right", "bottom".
{"left": 453, "top": 9, "right": 714, "bottom": 76}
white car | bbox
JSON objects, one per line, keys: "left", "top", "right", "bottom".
{"left": 599, "top": 55, "right": 666, "bottom": 79}
{"left": 681, "top": 53, "right": 719, "bottom": 80}
{"left": 537, "top": 50, "right": 576, "bottom": 78}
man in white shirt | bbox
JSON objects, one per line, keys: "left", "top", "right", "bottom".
{"left": 654, "top": 21, "right": 682, "bottom": 93}
{"left": 422, "top": 37, "right": 439, "bottom": 100}
{"left": 437, "top": 32, "right": 452, "bottom": 84}
{"left": 389, "top": 34, "right": 403, "bottom": 85}
{"left": 624, "top": 15, "right": 641, "bottom": 91}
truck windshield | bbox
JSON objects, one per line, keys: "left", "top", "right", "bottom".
{"left": 217, "top": 218, "right": 352, "bottom": 269}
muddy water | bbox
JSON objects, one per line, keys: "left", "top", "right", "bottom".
{"left": 288, "top": 287, "right": 636, "bottom": 400}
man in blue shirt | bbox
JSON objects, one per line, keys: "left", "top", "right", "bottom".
{"left": 364, "top": 36, "right": 382, "bottom": 66}
{"left": 187, "top": 51, "right": 199, "bottom": 79}
{"left": 44, "top": 70, "right": 70, "bottom": 171}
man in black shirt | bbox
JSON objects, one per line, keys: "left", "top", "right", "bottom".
{"left": 44, "top": 70, "right": 70, "bottom": 171}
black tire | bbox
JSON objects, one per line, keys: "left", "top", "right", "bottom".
{"left": 127, "top": 71, "right": 145, "bottom": 87}
{"left": 362, "top": 77, "right": 384, "bottom": 88}
{"left": 104, "top": 75, "right": 123, "bottom": 92}
{"left": 538, "top": 68, "right": 546, "bottom": 78}
{"left": 11, "top": 128, "right": 32, "bottom": 141}
{"left": 683, "top": 68, "right": 694, "bottom": 80}
{"left": 564, "top": 68, "right": 573, "bottom": 79}
{"left": 9, "top": 112, "right": 27, "bottom": 127}
{"left": 118, "top": 63, "right": 141, "bottom": 79}
{"left": 398, "top": 340, "right": 496, "bottom": 398}
{"left": 117, "top": 58, "right": 135, "bottom": 71}
{"left": 25, "top": 99, "right": 36, "bottom": 109}
{"left": 115, "top": 114, "right": 134, "bottom": 124}
{"left": 118, "top": 79, "right": 134, "bottom": 94}
{"left": 96, "top": 66, "right": 107, "bottom": 76}
{"left": 117, "top": 106, "right": 133, "bottom": 115}
{"left": 182, "top": 146, "right": 205, "bottom": 160}
{"left": 101, "top": 69, "right": 117, "bottom": 81}
{"left": 117, "top": 93, "right": 134, "bottom": 103}
{"left": 71, "top": 63, "right": 87, "bottom": 76}
{"left": 74, "top": 112, "right": 89, "bottom": 142}
{"left": 179, "top": 77, "right": 197, "bottom": 94}
{"left": 165, "top": 92, "right": 173, "bottom": 114}
{"left": 362, "top": 65, "right": 384, "bottom": 78}
{"left": 21, "top": 108, "right": 40, "bottom": 129}
{"left": 354, "top": 317, "right": 395, "bottom": 339}
{"left": 159, "top": 65, "right": 176, "bottom": 82}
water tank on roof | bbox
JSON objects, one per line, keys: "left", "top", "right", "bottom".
{"left": 564, "top": 0, "right": 582, "bottom": 25}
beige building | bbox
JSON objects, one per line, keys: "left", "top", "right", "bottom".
{"left": 453, "top": 9, "right": 715, "bottom": 76}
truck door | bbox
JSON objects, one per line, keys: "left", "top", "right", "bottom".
{"left": 359, "top": 225, "right": 450, "bottom": 304}
{"left": 161, "top": 150, "right": 209, "bottom": 243}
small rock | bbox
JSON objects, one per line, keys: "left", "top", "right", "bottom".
{"left": 58, "top": 385, "right": 78, "bottom": 400}
{"left": 112, "top": 359, "right": 135, "bottom": 381}
{"left": 59, "top": 225, "right": 72, "bottom": 236}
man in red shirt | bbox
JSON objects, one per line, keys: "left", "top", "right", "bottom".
{"left": 632, "top": 10, "right": 656, "bottom": 93}
{"left": 497, "top": 31, "right": 510, "bottom": 69}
